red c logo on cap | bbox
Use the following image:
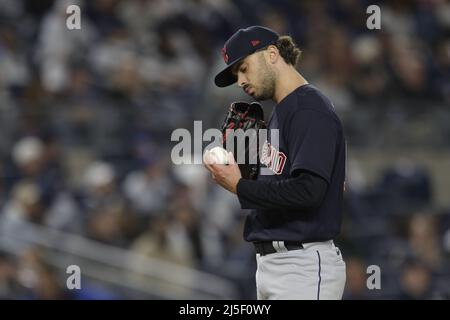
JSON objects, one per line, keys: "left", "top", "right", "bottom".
{"left": 221, "top": 47, "right": 229, "bottom": 64}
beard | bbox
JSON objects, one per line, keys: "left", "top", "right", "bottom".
{"left": 252, "top": 55, "right": 276, "bottom": 101}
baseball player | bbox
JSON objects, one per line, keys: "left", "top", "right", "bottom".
{"left": 204, "top": 26, "right": 346, "bottom": 300}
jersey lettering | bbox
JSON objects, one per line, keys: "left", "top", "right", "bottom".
{"left": 261, "top": 140, "right": 286, "bottom": 175}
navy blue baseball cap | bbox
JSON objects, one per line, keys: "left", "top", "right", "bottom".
{"left": 214, "top": 26, "right": 279, "bottom": 87}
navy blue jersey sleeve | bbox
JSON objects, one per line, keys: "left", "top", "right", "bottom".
{"left": 236, "top": 170, "right": 328, "bottom": 210}
{"left": 288, "top": 110, "right": 339, "bottom": 184}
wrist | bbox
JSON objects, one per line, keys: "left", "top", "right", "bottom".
{"left": 236, "top": 178, "right": 246, "bottom": 195}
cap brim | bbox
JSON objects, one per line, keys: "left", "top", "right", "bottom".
{"left": 214, "top": 57, "right": 244, "bottom": 87}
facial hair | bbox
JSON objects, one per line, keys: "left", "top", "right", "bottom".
{"left": 253, "top": 54, "right": 276, "bottom": 101}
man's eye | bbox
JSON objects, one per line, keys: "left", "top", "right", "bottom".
{"left": 240, "top": 67, "right": 247, "bottom": 73}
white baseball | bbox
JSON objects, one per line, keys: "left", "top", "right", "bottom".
{"left": 204, "top": 146, "right": 229, "bottom": 165}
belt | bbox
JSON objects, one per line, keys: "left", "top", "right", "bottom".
{"left": 253, "top": 241, "right": 304, "bottom": 256}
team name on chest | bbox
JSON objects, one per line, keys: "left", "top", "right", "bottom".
{"left": 260, "top": 140, "right": 287, "bottom": 175}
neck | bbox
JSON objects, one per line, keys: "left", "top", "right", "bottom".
{"left": 273, "top": 66, "right": 308, "bottom": 104}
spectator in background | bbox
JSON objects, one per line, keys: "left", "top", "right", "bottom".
{"left": 350, "top": 35, "right": 388, "bottom": 103}
{"left": 12, "top": 136, "right": 63, "bottom": 207}
{"left": 86, "top": 201, "right": 130, "bottom": 247}
{"left": 0, "top": 181, "right": 45, "bottom": 251}
{"left": 407, "top": 213, "right": 443, "bottom": 270}
{"left": 8, "top": 134, "right": 81, "bottom": 234}
{"left": 0, "top": 23, "right": 30, "bottom": 102}
{"left": 343, "top": 256, "right": 373, "bottom": 300}
{"left": 81, "top": 161, "right": 120, "bottom": 210}
{"left": 123, "top": 147, "right": 172, "bottom": 218}
{"left": 12, "top": 137, "right": 45, "bottom": 180}
{"left": 82, "top": 161, "right": 141, "bottom": 246}
{"left": 397, "top": 259, "right": 438, "bottom": 300}
{"left": 432, "top": 39, "right": 450, "bottom": 102}
{"left": 15, "top": 247, "right": 73, "bottom": 299}
{"left": 0, "top": 253, "right": 26, "bottom": 299}
{"left": 37, "top": 0, "right": 95, "bottom": 93}
{"left": 131, "top": 213, "right": 197, "bottom": 268}
{"left": 387, "top": 36, "right": 431, "bottom": 100}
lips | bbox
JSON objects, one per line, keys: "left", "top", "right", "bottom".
{"left": 244, "top": 86, "right": 254, "bottom": 95}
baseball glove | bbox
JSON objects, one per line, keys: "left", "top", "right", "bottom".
{"left": 220, "top": 101, "right": 266, "bottom": 180}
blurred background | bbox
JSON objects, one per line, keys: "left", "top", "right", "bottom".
{"left": 0, "top": 0, "right": 449, "bottom": 300}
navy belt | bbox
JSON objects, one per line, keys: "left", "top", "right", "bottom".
{"left": 253, "top": 241, "right": 304, "bottom": 256}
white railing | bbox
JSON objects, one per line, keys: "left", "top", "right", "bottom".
{"left": 0, "top": 221, "right": 238, "bottom": 299}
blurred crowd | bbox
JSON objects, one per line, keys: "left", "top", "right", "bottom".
{"left": 0, "top": 0, "right": 449, "bottom": 299}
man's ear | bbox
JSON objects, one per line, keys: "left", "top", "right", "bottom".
{"left": 266, "top": 45, "right": 279, "bottom": 64}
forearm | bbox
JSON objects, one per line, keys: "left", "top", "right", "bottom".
{"left": 236, "top": 171, "right": 328, "bottom": 210}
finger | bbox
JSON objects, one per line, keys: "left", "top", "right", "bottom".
{"left": 204, "top": 151, "right": 216, "bottom": 169}
{"left": 209, "top": 163, "right": 220, "bottom": 172}
{"left": 204, "top": 155, "right": 213, "bottom": 171}
{"left": 205, "top": 161, "right": 214, "bottom": 173}
{"left": 227, "top": 152, "right": 235, "bottom": 165}
{"left": 205, "top": 160, "right": 221, "bottom": 176}
{"left": 203, "top": 150, "right": 212, "bottom": 164}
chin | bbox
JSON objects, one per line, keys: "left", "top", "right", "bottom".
{"left": 251, "top": 91, "right": 261, "bottom": 100}
{"left": 253, "top": 94, "right": 269, "bottom": 101}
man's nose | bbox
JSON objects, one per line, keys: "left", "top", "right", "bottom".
{"left": 237, "top": 73, "right": 247, "bottom": 87}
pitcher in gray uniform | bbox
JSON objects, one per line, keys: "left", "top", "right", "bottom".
{"left": 204, "top": 26, "right": 347, "bottom": 300}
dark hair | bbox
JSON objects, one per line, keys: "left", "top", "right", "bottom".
{"left": 274, "top": 36, "right": 302, "bottom": 66}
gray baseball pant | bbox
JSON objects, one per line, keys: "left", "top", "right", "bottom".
{"left": 255, "top": 240, "right": 346, "bottom": 300}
